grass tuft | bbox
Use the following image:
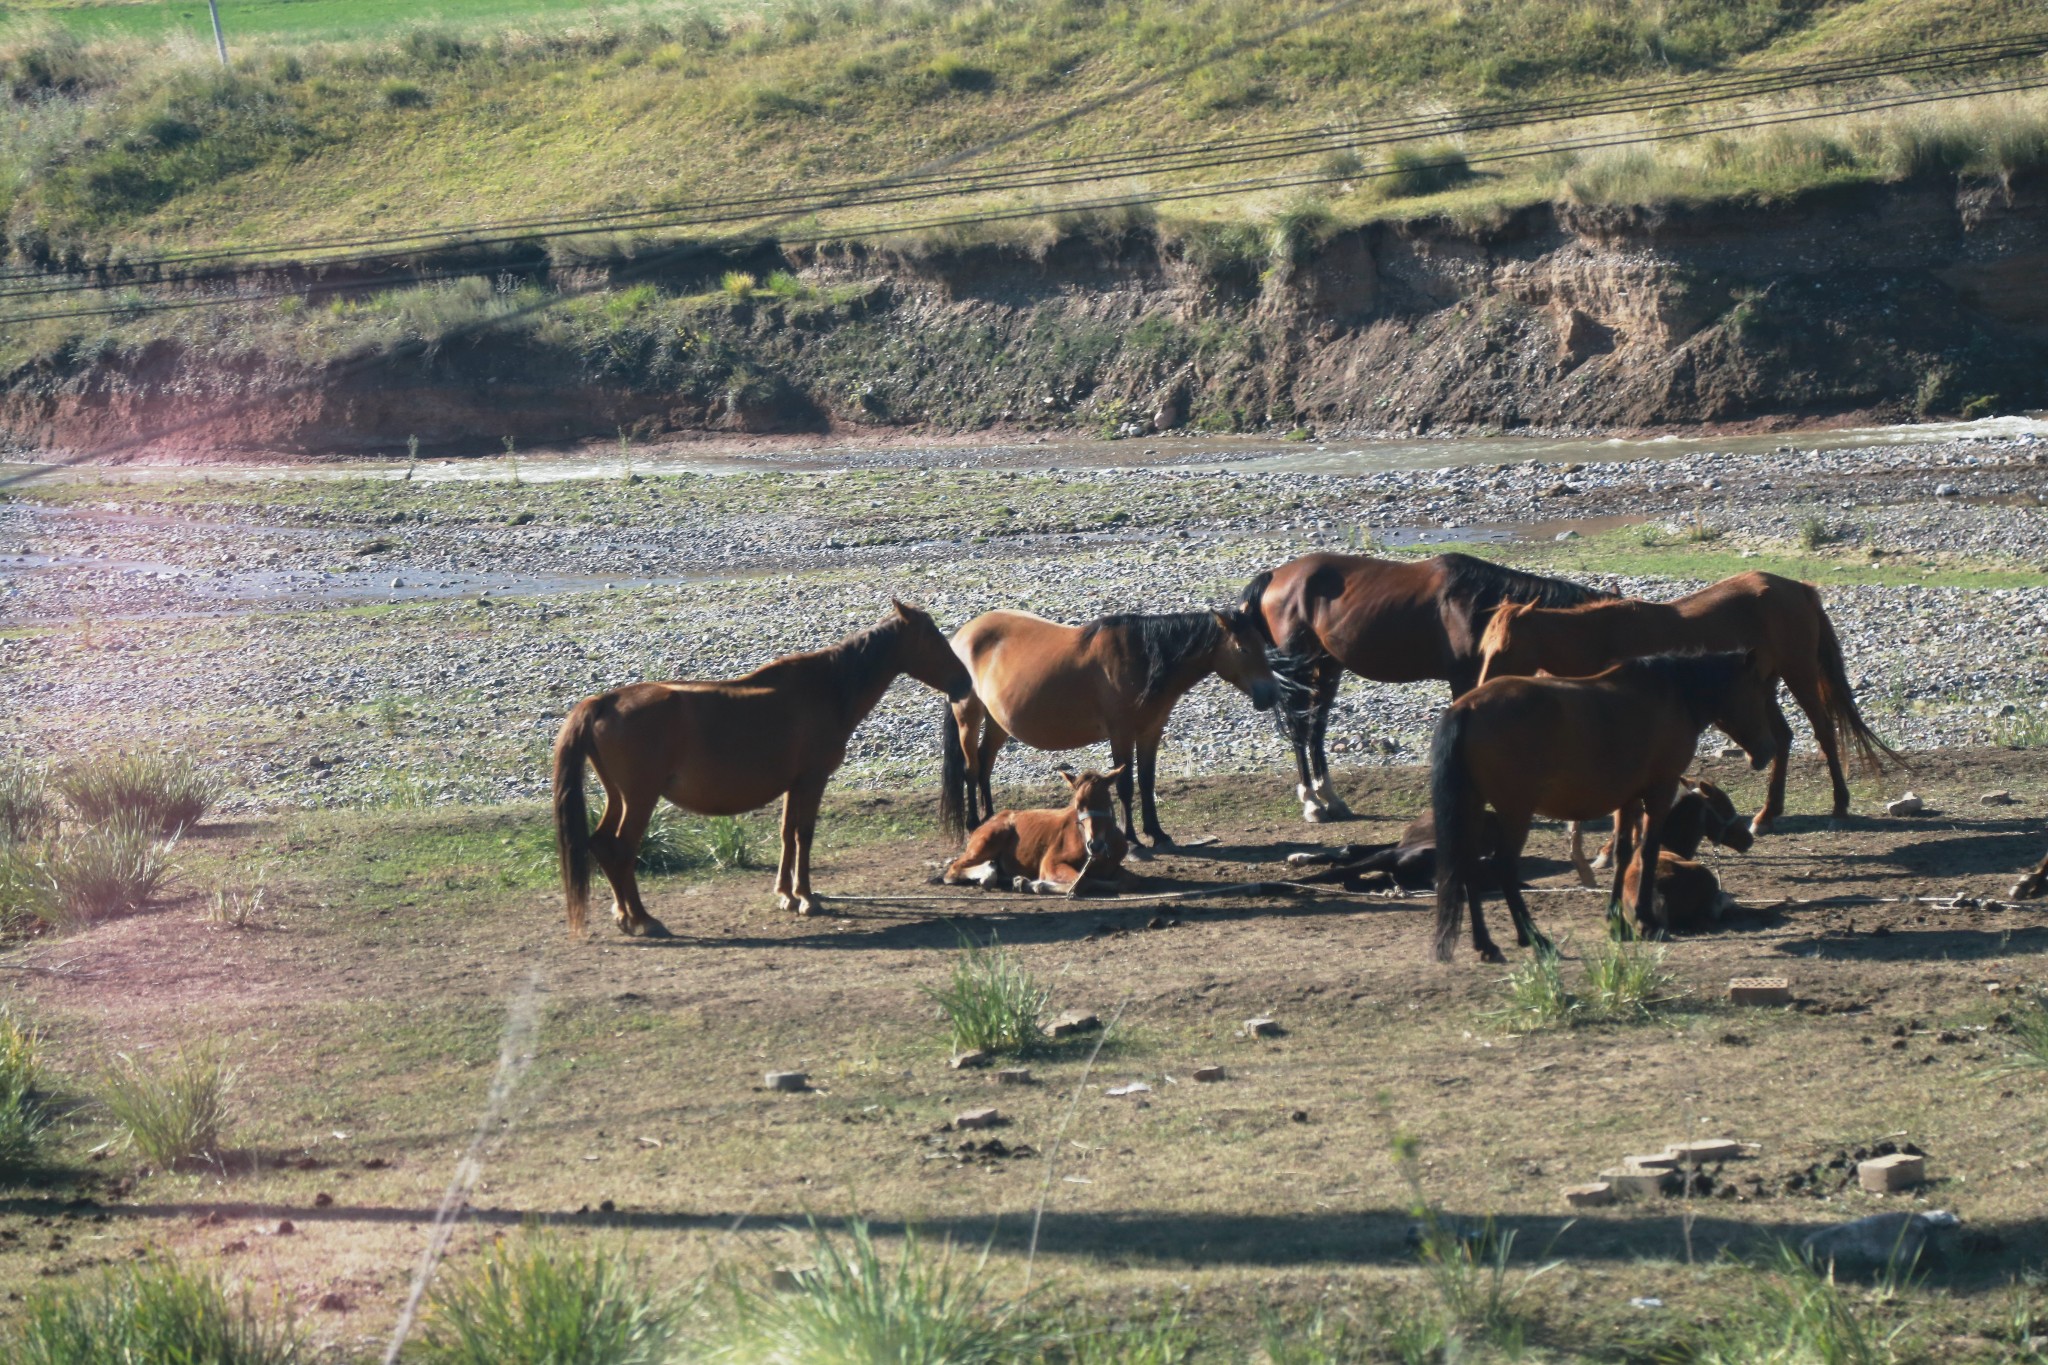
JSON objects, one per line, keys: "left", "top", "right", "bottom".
{"left": 417, "top": 1233, "right": 679, "bottom": 1365}
{"left": 924, "top": 936, "right": 1050, "bottom": 1057}
{"left": 1989, "top": 993, "right": 2048, "bottom": 1076}
{"left": 1581, "top": 937, "right": 1677, "bottom": 1018}
{"left": 20, "top": 816, "right": 180, "bottom": 930}
{"left": 0, "top": 759, "right": 51, "bottom": 844}
{"left": 54, "top": 750, "right": 217, "bottom": 834}
{"left": 1992, "top": 707, "right": 2048, "bottom": 750}
{"left": 0, "top": 1005, "right": 50, "bottom": 1179}
{"left": 100, "top": 1042, "right": 234, "bottom": 1169}
{"left": 700, "top": 815, "right": 755, "bottom": 871}
{"left": 1676, "top": 1245, "right": 1889, "bottom": 1364}
{"left": 5, "top": 1255, "right": 301, "bottom": 1365}
{"left": 1492, "top": 943, "right": 1577, "bottom": 1030}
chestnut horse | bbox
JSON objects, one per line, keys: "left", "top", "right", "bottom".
{"left": 1241, "top": 552, "right": 1613, "bottom": 822}
{"left": 1477, "top": 571, "right": 1898, "bottom": 835}
{"left": 942, "top": 767, "right": 1128, "bottom": 895}
{"left": 554, "top": 600, "right": 970, "bottom": 935}
{"left": 1431, "top": 651, "right": 1778, "bottom": 962}
{"left": 1569, "top": 776, "right": 1753, "bottom": 885}
{"left": 941, "top": 608, "right": 1279, "bottom": 847}
{"left": 2014, "top": 852, "right": 2048, "bottom": 900}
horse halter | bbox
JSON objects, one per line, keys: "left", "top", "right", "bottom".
{"left": 1076, "top": 801, "right": 1117, "bottom": 855}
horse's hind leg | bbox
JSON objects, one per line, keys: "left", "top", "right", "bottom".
{"left": 1137, "top": 729, "right": 1173, "bottom": 846}
{"left": 1749, "top": 699, "right": 1795, "bottom": 836}
{"left": 1786, "top": 674, "right": 1852, "bottom": 818}
{"left": 779, "top": 776, "right": 829, "bottom": 915}
{"left": 589, "top": 782, "right": 669, "bottom": 938}
{"left": 1489, "top": 813, "right": 1546, "bottom": 951}
{"left": 974, "top": 718, "right": 1008, "bottom": 827}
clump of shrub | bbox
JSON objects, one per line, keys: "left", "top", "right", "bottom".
{"left": 5, "top": 1256, "right": 300, "bottom": 1365}
{"left": 721, "top": 270, "right": 758, "bottom": 300}
{"left": 0, "top": 1006, "right": 50, "bottom": 1179}
{"left": 417, "top": 1234, "right": 677, "bottom": 1365}
{"left": 54, "top": 751, "right": 215, "bottom": 834}
{"left": 1492, "top": 938, "right": 1677, "bottom": 1030}
{"left": 380, "top": 78, "right": 431, "bottom": 108}
{"left": 0, "top": 760, "right": 51, "bottom": 844}
{"left": 20, "top": 816, "right": 180, "bottom": 930}
{"left": 100, "top": 1043, "right": 234, "bottom": 1169}
{"left": 1384, "top": 144, "right": 1475, "bottom": 198}
{"left": 700, "top": 815, "right": 754, "bottom": 871}
{"left": 925, "top": 937, "right": 1050, "bottom": 1057}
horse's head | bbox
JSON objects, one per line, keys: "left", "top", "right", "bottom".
{"left": 1061, "top": 766, "right": 1125, "bottom": 860}
{"left": 1213, "top": 609, "right": 1280, "bottom": 712}
{"left": 2012, "top": 853, "right": 2048, "bottom": 901}
{"left": 1476, "top": 600, "right": 1541, "bottom": 686}
{"left": 889, "top": 598, "right": 973, "bottom": 701}
{"left": 1711, "top": 651, "right": 1777, "bottom": 773}
{"left": 1687, "top": 777, "right": 1754, "bottom": 853}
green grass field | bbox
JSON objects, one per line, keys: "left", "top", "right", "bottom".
{"left": 12, "top": 0, "right": 766, "bottom": 45}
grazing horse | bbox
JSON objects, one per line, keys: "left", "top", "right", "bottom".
{"left": 1240, "top": 552, "right": 1614, "bottom": 822}
{"left": 1431, "top": 651, "right": 1779, "bottom": 963}
{"left": 1477, "top": 571, "right": 1899, "bottom": 834}
{"left": 942, "top": 767, "right": 1128, "bottom": 895}
{"left": 553, "top": 600, "right": 971, "bottom": 935}
{"left": 941, "top": 608, "right": 1279, "bottom": 847}
{"left": 2014, "top": 851, "right": 2048, "bottom": 901}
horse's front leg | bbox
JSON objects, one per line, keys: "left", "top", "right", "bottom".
{"left": 1566, "top": 822, "right": 1597, "bottom": 888}
{"left": 1492, "top": 813, "right": 1544, "bottom": 952}
{"left": 1307, "top": 660, "right": 1350, "bottom": 817}
{"left": 774, "top": 788, "right": 800, "bottom": 912}
{"left": 1137, "top": 730, "right": 1172, "bottom": 847}
{"left": 1110, "top": 736, "right": 1144, "bottom": 850}
{"left": 1631, "top": 784, "right": 1678, "bottom": 938}
{"left": 784, "top": 777, "right": 829, "bottom": 915}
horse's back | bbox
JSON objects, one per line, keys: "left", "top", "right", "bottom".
{"left": 955, "top": 612, "right": 1113, "bottom": 747}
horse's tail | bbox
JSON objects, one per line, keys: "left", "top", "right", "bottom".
{"left": 939, "top": 704, "right": 970, "bottom": 838}
{"left": 1813, "top": 598, "right": 1902, "bottom": 774}
{"left": 1429, "top": 704, "right": 1477, "bottom": 963}
{"left": 552, "top": 695, "right": 603, "bottom": 937}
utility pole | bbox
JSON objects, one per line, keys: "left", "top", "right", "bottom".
{"left": 206, "top": 0, "right": 228, "bottom": 65}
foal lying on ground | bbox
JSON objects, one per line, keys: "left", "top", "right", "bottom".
{"left": 942, "top": 768, "right": 1129, "bottom": 895}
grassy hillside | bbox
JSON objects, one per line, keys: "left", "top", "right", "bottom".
{"left": 2, "top": 0, "right": 2045, "bottom": 269}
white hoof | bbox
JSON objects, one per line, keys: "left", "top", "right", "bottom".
{"left": 1591, "top": 851, "right": 1613, "bottom": 872}
{"left": 793, "top": 893, "right": 819, "bottom": 916}
{"left": 1296, "top": 782, "right": 1314, "bottom": 804}
{"left": 776, "top": 892, "right": 797, "bottom": 913}
{"left": 1303, "top": 801, "right": 1331, "bottom": 823}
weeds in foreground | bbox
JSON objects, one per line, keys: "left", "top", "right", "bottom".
{"left": 722, "top": 271, "right": 758, "bottom": 301}
{"left": 1494, "top": 938, "right": 1678, "bottom": 1031}
{"left": 1993, "top": 707, "right": 2048, "bottom": 750}
{"left": 20, "top": 816, "right": 180, "bottom": 930}
{"left": 0, "top": 759, "right": 50, "bottom": 843}
{"left": 1057, "top": 1308, "right": 1196, "bottom": 1364}
{"left": 206, "top": 877, "right": 268, "bottom": 931}
{"left": 1988, "top": 994, "right": 2048, "bottom": 1077}
{"left": 634, "top": 811, "right": 757, "bottom": 874}
{"left": 100, "top": 1043, "right": 234, "bottom": 1168}
{"left": 0, "top": 1005, "right": 49, "bottom": 1178}
{"left": 417, "top": 1234, "right": 679, "bottom": 1365}
{"left": 1582, "top": 937, "right": 1678, "bottom": 1018}
{"left": 54, "top": 751, "right": 215, "bottom": 833}
{"left": 716, "top": 1221, "right": 1033, "bottom": 1364}
{"left": 1494, "top": 943, "right": 1577, "bottom": 1030}
{"left": 925, "top": 937, "right": 1051, "bottom": 1057}
{"left": 701, "top": 815, "right": 755, "bottom": 871}
{"left": 1673, "top": 1246, "right": 1893, "bottom": 1365}
{"left": 5, "top": 1256, "right": 301, "bottom": 1365}
{"left": 1800, "top": 516, "right": 1847, "bottom": 550}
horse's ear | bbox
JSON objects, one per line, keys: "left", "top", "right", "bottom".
{"left": 1102, "top": 763, "right": 1128, "bottom": 781}
{"left": 1052, "top": 766, "right": 1080, "bottom": 787}
{"left": 890, "top": 596, "right": 914, "bottom": 618}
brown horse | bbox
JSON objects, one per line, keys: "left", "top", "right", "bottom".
{"left": 1477, "top": 571, "right": 1898, "bottom": 834}
{"left": 1241, "top": 552, "right": 1613, "bottom": 822}
{"left": 1623, "top": 852, "right": 1736, "bottom": 934}
{"left": 1569, "top": 776, "right": 1753, "bottom": 884}
{"left": 2014, "top": 851, "right": 2048, "bottom": 900}
{"left": 554, "top": 600, "right": 970, "bottom": 935}
{"left": 941, "top": 608, "right": 1279, "bottom": 847}
{"left": 1431, "top": 651, "right": 1779, "bottom": 962}
{"left": 942, "top": 767, "right": 1128, "bottom": 895}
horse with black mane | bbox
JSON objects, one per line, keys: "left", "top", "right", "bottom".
{"left": 1241, "top": 552, "right": 1615, "bottom": 822}
{"left": 941, "top": 607, "right": 1278, "bottom": 847}
{"left": 1431, "top": 650, "right": 1778, "bottom": 963}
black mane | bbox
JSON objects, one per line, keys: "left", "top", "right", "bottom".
{"left": 1612, "top": 650, "right": 1753, "bottom": 726}
{"left": 1437, "top": 551, "right": 1616, "bottom": 616}
{"left": 822, "top": 615, "right": 903, "bottom": 709}
{"left": 1081, "top": 610, "right": 1225, "bottom": 703}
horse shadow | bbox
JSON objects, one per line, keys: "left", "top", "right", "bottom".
{"left": 1772, "top": 924, "right": 2048, "bottom": 963}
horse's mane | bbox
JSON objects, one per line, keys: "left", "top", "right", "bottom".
{"left": 818, "top": 614, "right": 904, "bottom": 708}
{"left": 1439, "top": 552, "right": 1615, "bottom": 616}
{"left": 1081, "top": 610, "right": 1226, "bottom": 703}
{"left": 1612, "top": 650, "right": 1753, "bottom": 726}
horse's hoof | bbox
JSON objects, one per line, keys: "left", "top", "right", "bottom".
{"left": 1322, "top": 800, "right": 1354, "bottom": 820}
{"left": 793, "top": 895, "right": 819, "bottom": 916}
{"left": 1590, "top": 852, "right": 1613, "bottom": 872}
{"left": 1146, "top": 833, "right": 1175, "bottom": 850}
{"left": 1749, "top": 816, "right": 1775, "bottom": 837}
{"left": 640, "top": 918, "right": 672, "bottom": 939}
{"left": 1127, "top": 843, "right": 1154, "bottom": 862}
{"left": 1477, "top": 946, "right": 1507, "bottom": 965}
{"left": 776, "top": 892, "right": 797, "bottom": 913}
{"left": 1303, "top": 801, "right": 1330, "bottom": 823}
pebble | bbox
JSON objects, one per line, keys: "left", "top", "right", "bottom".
{"left": 1192, "top": 1065, "right": 1226, "bottom": 1082}
{"left": 1886, "top": 793, "right": 1925, "bottom": 816}
{"left": 954, "top": 1107, "right": 1001, "bottom": 1129}
{"left": 1981, "top": 790, "right": 2015, "bottom": 805}
{"left": 764, "top": 1071, "right": 808, "bottom": 1092}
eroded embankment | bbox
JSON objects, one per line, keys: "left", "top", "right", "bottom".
{"left": 6, "top": 174, "right": 2047, "bottom": 459}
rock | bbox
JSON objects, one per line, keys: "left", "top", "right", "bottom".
{"left": 1728, "top": 977, "right": 1791, "bottom": 1006}
{"left": 1665, "top": 1139, "right": 1745, "bottom": 1164}
{"left": 1858, "top": 1152, "right": 1927, "bottom": 1192}
{"left": 769, "top": 1267, "right": 810, "bottom": 1293}
{"left": 1622, "top": 1153, "right": 1680, "bottom": 1172}
{"left": 1192, "top": 1065, "right": 1226, "bottom": 1082}
{"left": 1045, "top": 1011, "right": 1100, "bottom": 1039}
{"left": 765, "top": 1071, "right": 808, "bottom": 1092}
{"left": 317, "top": 1291, "right": 351, "bottom": 1311}
{"left": 1981, "top": 790, "right": 2015, "bottom": 806}
{"left": 1802, "top": 1210, "right": 1958, "bottom": 1270}
{"left": 950, "top": 1050, "right": 991, "bottom": 1070}
{"left": 955, "top": 1108, "right": 1002, "bottom": 1130}
{"left": 994, "top": 1067, "right": 1032, "bottom": 1085}
{"left": 1105, "top": 1082, "right": 1151, "bottom": 1097}
{"left": 1720, "top": 746, "right": 1745, "bottom": 758}
{"left": 1935, "top": 483, "right": 1961, "bottom": 497}
{"left": 274, "top": 1219, "right": 297, "bottom": 1236}
{"left": 1244, "top": 1017, "right": 1283, "bottom": 1038}
{"left": 1599, "top": 1166, "right": 1678, "bottom": 1199}
{"left": 312, "top": 1191, "right": 334, "bottom": 1208}
{"left": 1562, "top": 1182, "right": 1614, "bottom": 1208}
{"left": 1553, "top": 529, "right": 1580, "bottom": 541}
{"left": 1151, "top": 388, "right": 1188, "bottom": 432}
{"left": 1886, "top": 793, "right": 1925, "bottom": 816}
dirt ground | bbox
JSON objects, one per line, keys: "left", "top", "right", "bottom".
{"left": 3, "top": 746, "right": 2046, "bottom": 1358}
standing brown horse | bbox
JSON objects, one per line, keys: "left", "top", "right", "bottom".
{"left": 554, "top": 600, "right": 970, "bottom": 935}
{"left": 941, "top": 608, "right": 1279, "bottom": 847}
{"left": 942, "top": 767, "right": 1128, "bottom": 895}
{"left": 1477, "top": 571, "right": 1898, "bottom": 834}
{"left": 1431, "top": 651, "right": 1778, "bottom": 962}
{"left": 1241, "top": 552, "right": 1614, "bottom": 822}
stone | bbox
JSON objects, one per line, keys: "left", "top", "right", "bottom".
{"left": 1562, "top": 1182, "right": 1615, "bottom": 1208}
{"left": 950, "top": 1050, "right": 991, "bottom": 1070}
{"left": 1192, "top": 1065, "right": 1226, "bottom": 1082}
{"left": 1045, "top": 1011, "right": 1100, "bottom": 1039}
{"left": 1665, "top": 1139, "right": 1745, "bottom": 1164}
{"left": 1981, "top": 790, "right": 2015, "bottom": 806}
{"left": 994, "top": 1067, "right": 1032, "bottom": 1085}
{"left": 1802, "top": 1210, "right": 1958, "bottom": 1271}
{"left": 274, "top": 1219, "right": 297, "bottom": 1236}
{"left": 1598, "top": 1166, "right": 1677, "bottom": 1199}
{"left": 1553, "top": 529, "right": 1579, "bottom": 541}
{"left": 1244, "top": 1017, "right": 1283, "bottom": 1038}
{"left": 770, "top": 1267, "right": 810, "bottom": 1293}
{"left": 1886, "top": 793, "right": 1925, "bottom": 816}
{"left": 1622, "top": 1153, "right": 1680, "bottom": 1172}
{"left": 1935, "top": 483, "right": 1961, "bottom": 497}
{"left": 1105, "top": 1082, "right": 1151, "bottom": 1097}
{"left": 955, "top": 1108, "right": 1001, "bottom": 1130}
{"left": 1729, "top": 977, "right": 1792, "bottom": 1005}
{"left": 765, "top": 1071, "right": 808, "bottom": 1092}
{"left": 1720, "top": 746, "right": 1746, "bottom": 758}
{"left": 1858, "top": 1152, "right": 1926, "bottom": 1192}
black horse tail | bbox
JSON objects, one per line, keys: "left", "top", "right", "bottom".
{"left": 552, "top": 695, "right": 603, "bottom": 938}
{"left": 940, "top": 704, "right": 970, "bottom": 838}
{"left": 1430, "top": 705, "right": 1477, "bottom": 963}
{"left": 1814, "top": 602, "right": 1902, "bottom": 775}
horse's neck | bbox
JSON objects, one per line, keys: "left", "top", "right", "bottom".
{"left": 1575, "top": 599, "right": 1679, "bottom": 662}
{"left": 826, "top": 633, "right": 904, "bottom": 726}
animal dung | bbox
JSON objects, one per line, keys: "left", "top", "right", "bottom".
{"left": 950, "top": 1050, "right": 991, "bottom": 1070}
{"left": 764, "top": 1071, "right": 808, "bottom": 1092}
{"left": 994, "top": 1068, "right": 1033, "bottom": 1085}
{"left": 1045, "top": 1011, "right": 1101, "bottom": 1039}
{"left": 1982, "top": 790, "right": 2015, "bottom": 806}
{"left": 1244, "top": 1017, "right": 1283, "bottom": 1038}
{"left": 1885, "top": 792, "right": 1925, "bottom": 816}
{"left": 955, "top": 1108, "right": 1002, "bottom": 1130}
{"left": 1598, "top": 1166, "right": 1678, "bottom": 1199}
{"left": 1858, "top": 1152, "right": 1927, "bottom": 1193}
{"left": 1192, "top": 1065, "right": 1226, "bottom": 1082}
{"left": 1665, "top": 1139, "right": 1746, "bottom": 1164}
{"left": 1562, "top": 1183, "right": 1615, "bottom": 1208}
{"left": 1728, "top": 977, "right": 1792, "bottom": 1006}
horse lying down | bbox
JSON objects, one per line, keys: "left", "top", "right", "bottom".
{"left": 2014, "top": 850, "right": 2048, "bottom": 901}
{"left": 941, "top": 767, "right": 1129, "bottom": 895}
{"left": 1287, "top": 779, "right": 1749, "bottom": 928}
